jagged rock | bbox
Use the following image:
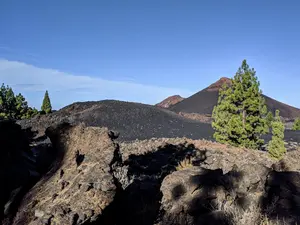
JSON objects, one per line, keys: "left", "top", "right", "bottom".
{"left": 12, "top": 124, "right": 118, "bottom": 225}
{"left": 4, "top": 123, "right": 300, "bottom": 225}
{"left": 157, "top": 141, "right": 272, "bottom": 225}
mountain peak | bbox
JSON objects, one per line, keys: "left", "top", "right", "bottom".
{"left": 156, "top": 95, "right": 185, "bottom": 108}
{"left": 206, "top": 77, "right": 232, "bottom": 91}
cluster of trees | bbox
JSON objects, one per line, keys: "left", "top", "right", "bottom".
{"left": 0, "top": 84, "right": 52, "bottom": 120}
{"left": 212, "top": 60, "right": 286, "bottom": 159}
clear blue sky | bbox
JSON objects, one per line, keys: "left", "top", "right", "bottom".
{"left": 0, "top": 0, "right": 300, "bottom": 109}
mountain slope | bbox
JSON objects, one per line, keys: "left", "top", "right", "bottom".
{"left": 19, "top": 100, "right": 214, "bottom": 141}
{"left": 170, "top": 77, "right": 300, "bottom": 119}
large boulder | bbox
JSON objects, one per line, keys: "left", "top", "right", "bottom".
{"left": 159, "top": 163, "right": 270, "bottom": 225}
{"left": 12, "top": 124, "right": 118, "bottom": 225}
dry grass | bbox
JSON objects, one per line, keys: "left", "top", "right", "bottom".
{"left": 214, "top": 195, "right": 291, "bottom": 225}
{"left": 176, "top": 157, "right": 194, "bottom": 171}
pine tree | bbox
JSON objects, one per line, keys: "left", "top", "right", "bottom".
{"left": 0, "top": 83, "right": 38, "bottom": 120}
{"left": 0, "top": 84, "right": 8, "bottom": 118}
{"left": 41, "top": 90, "right": 52, "bottom": 114}
{"left": 212, "top": 60, "right": 268, "bottom": 149}
{"left": 268, "top": 110, "right": 286, "bottom": 159}
{"left": 292, "top": 118, "right": 300, "bottom": 131}
{"left": 266, "top": 111, "right": 274, "bottom": 131}
{"left": 15, "top": 93, "right": 28, "bottom": 119}
{"left": 24, "top": 107, "right": 39, "bottom": 119}
{"left": 6, "top": 87, "right": 16, "bottom": 118}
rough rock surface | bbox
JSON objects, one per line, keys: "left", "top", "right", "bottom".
{"left": 159, "top": 162, "right": 270, "bottom": 225}
{"left": 118, "top": 138, "right": 300, "bottom": 225}
{"left": 12, "top": 124, "right": 118, "bottom": 225}
{"left": 7, "top": 123, "right": 300, "bottom": 225}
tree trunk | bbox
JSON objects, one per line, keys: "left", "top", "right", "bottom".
{"left": 243, "top": 110, "right": 246, "bottom": 128}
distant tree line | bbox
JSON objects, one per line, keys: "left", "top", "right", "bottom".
{"left": 212, "top": 60, "right": 286, "bottom": 159}
{"left": 0, "top": 83, "right": 52, "bottom": 120}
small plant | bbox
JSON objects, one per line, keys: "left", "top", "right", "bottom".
{"left": 176, "top": 157, "right": 194, "bottom": 170}
{"left": 292, "top": 118, "right": 300, "bottom": 131}
{"left": 268, "top": 110, "right": 286, "bottom": 159}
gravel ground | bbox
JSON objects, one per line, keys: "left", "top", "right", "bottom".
{"left": 69, "top": 100, "right": 215, "bottom": 141}
{"left": 19, "top": 100, "right": 215, "bottom": 142}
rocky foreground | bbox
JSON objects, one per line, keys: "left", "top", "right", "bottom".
{"left": 2, "top": 120, "right": 300, "bottom": 225}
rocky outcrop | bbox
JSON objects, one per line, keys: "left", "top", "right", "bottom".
{"left": 12, "top": 124, "right": 118, "bottom": 225}
{"left": 7, "top": 123, "right": 300, "bottom": 225}
{"left": 117, "top": 139, "right": 300, "bottom": 225}
{"left": 159, "top": 163, "right": 270, "bottom": 225}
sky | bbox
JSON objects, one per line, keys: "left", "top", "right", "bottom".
{"left": 0, "top": 0, "right": 300, "bottom": 109}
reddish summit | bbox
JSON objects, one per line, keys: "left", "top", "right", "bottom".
{"left": 206, "top": 77, "right": 232, "bottom": 92}
{"left": 156, "top": 95, "right": 185, "bottom": 108}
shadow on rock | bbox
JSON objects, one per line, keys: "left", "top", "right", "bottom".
{"left": 89, "top": 143, "right": 205, "bottom": 225}
{"left": 1, "top": 122, "right": 67, "bottom": 225}
{"left": 160, "top": 165, "right": 244, "bottom": 225}
{"left": 261, "top": 161, "right": 300, "bottom": 224}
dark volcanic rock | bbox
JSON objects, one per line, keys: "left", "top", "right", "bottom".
{"left": 12, "top": 124, "right": 118, "bottom": 225}
{"left": 0, "top": 120, "right": 32, "bottom": 223}
{"left": 5, "top": 124, "right": 300, "bottom": 225}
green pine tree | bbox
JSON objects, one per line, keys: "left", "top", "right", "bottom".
{"left": 266, "top": 111, "right": 274, "bottom": 131}
{"left": 212, "top": 60, "right": 268, "bottom": 149}
{"left": 0, "top": 83, "right": 38, "bottom": 120}
{"left": 292, "top": 118, "right": 300, "bottom": 131}
{"left": 268, "top": 110, "right": 286, "bottom": 159}
{"left": 24, "top": 107, "right": 39, "bottom": 119}
{"left": 15, "top": 93, "right": 28, "bottom": 119}
{"left": 0, "top": 83, "right": 9, "bottom": 118}
{"left": 41, "top": 90, "right": 52, "bottom": 114}
{"left": 6, "top": 87, "right": 16, "bottom": 118}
